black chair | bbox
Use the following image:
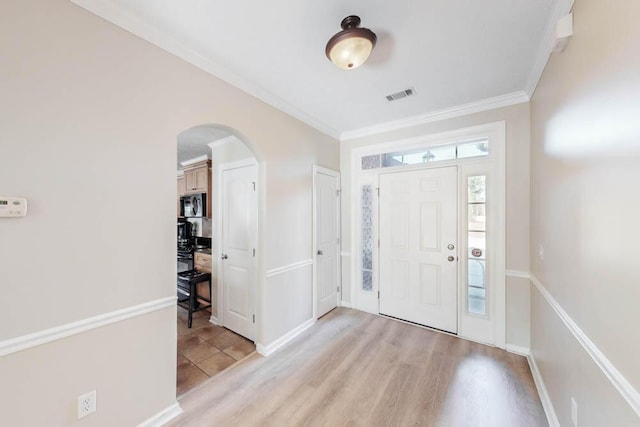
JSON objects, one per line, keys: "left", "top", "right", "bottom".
{"left": 177, "top": 270, "right": 212, "bottom": 328}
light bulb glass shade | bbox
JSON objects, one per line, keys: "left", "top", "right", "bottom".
{"left": 328, "top": 36, "right": 374, "bottom": 70}
{"left": 326, "top": 20, "right": 377, "bottom": 70}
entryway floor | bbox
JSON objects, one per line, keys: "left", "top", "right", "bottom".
{"left": 169, "top": 307, "right": 547, "bottom": 426}
{"left": 177, "top": 307, "right": 255, "bottom": 396}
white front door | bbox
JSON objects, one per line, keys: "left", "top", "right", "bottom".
{"left": 315, "top": 168, "right": 340, "bottom": 318}
{"left": 221, "top": 164, "right": 257, "bottom": 341}
{"left": 379, "top": 166, "right": 458, "bottom": 333}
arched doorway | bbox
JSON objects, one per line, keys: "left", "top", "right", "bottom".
{"left": 175, "top": 124, "right": 265, "bottom": 395}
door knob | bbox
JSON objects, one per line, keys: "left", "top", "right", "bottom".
{"left": 317, "top": 250, "right": 323, "bottom": 255}
{"left": 447, "top": 256, "right": 455, "bottom": 262}
{"left": 221, "top": 254, "right": 228, "bottom": 260}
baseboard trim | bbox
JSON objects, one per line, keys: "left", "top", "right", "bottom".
{"left": 340, "top": 301, "right": 353, "bottom": 309}
{"left": 137, "top": 402, "right": 182, "bottom": 427}
{"left": 256, "top": 318, "right": 316, "bottom": 356}
{"left": 530, "top": 273, "right": 640, "bottom": 417}
{"left": 527, "top": 353, "right": 560, "bottom": 427}
{"left": 505, "top": 344, "right": 530, "bottom": 357}
{"left": 0, "top": 296, "right": 176, "bottom": 357}
{"left": 266, "top": 259, "right": 313, "bottom": 278}
{"left": 209, "top": 315, "right": 220, "bottom": 326}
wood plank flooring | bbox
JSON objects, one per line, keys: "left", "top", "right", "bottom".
{"left": 169, "top": 308, "right": 547, "bottom": 427}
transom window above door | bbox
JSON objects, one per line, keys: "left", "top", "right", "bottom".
{"left": 361, "top": 138, "right": 489, "bottom": 170}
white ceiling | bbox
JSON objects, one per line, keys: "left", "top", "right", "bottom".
{"left": 75, "top": 0, "right": 564, "bottom": 139}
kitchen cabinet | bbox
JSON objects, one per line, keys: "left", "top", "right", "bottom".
{"left": 194, "top": 251, "right": 212, "bottom": 301}
{"left": 184, "top": 163, "right": 209, "bottom": 194}
{"left": 194, "top": 251, "right": 211, "bottom": 272}
{"left": 177, "top": 175, "right": 186, "bottom": 196}
{"left": 177, "top": 175, "right": 186, "bottom": 216}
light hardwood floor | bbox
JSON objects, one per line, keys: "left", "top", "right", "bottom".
{"left": 169, "top": 308, "right": 547, "bottom": 427}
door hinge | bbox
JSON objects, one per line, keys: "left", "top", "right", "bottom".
{"left": 376, "top": 187, "right": 380, "bottom": 196}
{"left": 336, "top": 189, "right": 341, "bottom": 196}
{"left": 378, "top": 290, "right": 380, "bottom": 299}
{"left": 378, "top": 239, "right": 380, "bottom": 248}
{"left": 337, "top": 286, "right": 339, "bottom": 292}
{"left": 253, "top": 248, "right": 256, "bottom": 257}
{"left": 253, "top": 314, "right": 255, "bottom": 323}
{"left": 252, "top": 181, "right": 256, "bottom": 191}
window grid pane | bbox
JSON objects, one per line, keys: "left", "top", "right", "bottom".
{"left": 467, "top": 176, "right": 487, "bottom": 315}
{"left": 361, "top": 185, "right": 374, "bottom": 291}
{"left": 360, "top": 138, "right": 489, "bottom": 170}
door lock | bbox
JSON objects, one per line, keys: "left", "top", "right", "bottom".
{"left": 447, "top": 244, "right": 455, "bottom": 250}
{"left": 221, "top": 254, "right": 228, "bottom": 260}
{"left": 317, "top": 250, "right": 323, "bottom": 255}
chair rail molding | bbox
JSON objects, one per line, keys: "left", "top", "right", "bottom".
{"left": 0, "top": 296, "right": 176, "bottom": 357}
{"left": 265, "top": 259, "right": 313, "bottom": 278}
{"left": 530, "top": 273, "right": 640, "bottom": 418}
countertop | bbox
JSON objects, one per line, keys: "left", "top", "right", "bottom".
{"left": 194, "top": 248, "right": 212, "bottom": 255}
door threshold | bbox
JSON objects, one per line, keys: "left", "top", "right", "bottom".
{"left": 378, "top": 312, "right": 458, "bottom": 336}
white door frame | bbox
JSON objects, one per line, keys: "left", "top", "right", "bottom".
{"left": 312, "top": 165, "right": 341, "bottom": 319}
{"left": 349, "top": 121, "right": 506, "bottom": 348}
{"left": 216, "top": 157, "right": 259, "bottom": 339}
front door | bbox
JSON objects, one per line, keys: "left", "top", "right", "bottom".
{"left": 221, "top": 164, "right": 257, "bottom": 340}
{"left": 379, "top": 166, "right": 458, "bottom": 333}
{"left": 315, "top": 168, "right": 340, "bottom": 318}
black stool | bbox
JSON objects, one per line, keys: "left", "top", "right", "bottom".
{"left": 177, "top": 270, "right": 212, "bottom": 328}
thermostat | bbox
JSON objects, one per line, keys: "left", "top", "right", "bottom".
{"left": 0, "top": 196, "right": 27, "bottom": 217}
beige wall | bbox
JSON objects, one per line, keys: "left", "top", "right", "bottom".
{"left": 530, "top": 0, "right": 640, "bottom": 424}
{"left": 0, "top": 0, "right": 337, "bottom": 425}
{"left": 341, "top": 102, "right": 532, "bottom": 349}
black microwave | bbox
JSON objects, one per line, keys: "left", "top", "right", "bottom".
{"left": 180, "top": 193, "right": 207, "bottom": 218}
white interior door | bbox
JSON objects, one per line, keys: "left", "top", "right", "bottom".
{"left": 379, "top": 166, "right": 458, "bottom": 333}
{"left": 315, "top": 168, "right": 340, "bottom": 318}
{"left": 221, "top": 164, "right": 257, "bottom": 341}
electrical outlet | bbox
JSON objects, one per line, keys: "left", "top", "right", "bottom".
{"left": 538, "top": 244, "right": 545, "bottom": 261}
{"left": 77, "top": 390, "right": 97, "bottom": 420}
{"left": 571, "top": 397, "right": 578, "bottom": 427}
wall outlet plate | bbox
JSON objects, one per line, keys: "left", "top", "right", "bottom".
{"left": 77, "top": 390, "right": 97, "bottom": 419}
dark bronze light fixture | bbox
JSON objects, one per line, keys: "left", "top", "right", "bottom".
{"left": 325, "top": 15, "right": 377, "bottom": 70}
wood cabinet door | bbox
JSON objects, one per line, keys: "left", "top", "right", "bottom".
{"left": 177, "top": 176, "right": 186, "bottom": 196}
{"left": 184, "top": 170, "right": 197, "bottom": 192}
{"left": 193, "top": 167, "right": 208, "bottom": 192}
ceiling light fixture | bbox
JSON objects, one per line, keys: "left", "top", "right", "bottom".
{"left": 325, "top": 15, "right": 377, "bottom": 70}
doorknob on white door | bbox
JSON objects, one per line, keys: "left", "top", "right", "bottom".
{"left": 447, "top": 256, "right": 455, "bottom": 262}
{"left": 221, "top": 254, "right": 228, "bottom": 260}
{"left": 317, "top": 250, "right": 323, "bottom": 255}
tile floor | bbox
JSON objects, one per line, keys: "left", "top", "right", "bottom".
{"left": 177, "top": 307, "right": 256, "bottom": 396}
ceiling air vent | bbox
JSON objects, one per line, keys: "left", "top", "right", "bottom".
{"left": 386, "top": 87, "right": 415, "bottom": 102}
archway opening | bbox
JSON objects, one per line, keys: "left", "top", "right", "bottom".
{"left": 175, "top": 124, "right": 264, "bottom": 396}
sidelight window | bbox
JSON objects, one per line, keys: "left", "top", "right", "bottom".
{"left": 361, "top": 185, "right": 374, "bottom": 291}
{"left": 467, "top": 175, "right": 487, "bottom": 315}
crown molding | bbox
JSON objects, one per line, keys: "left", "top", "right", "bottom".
{"left": 70, "top": 0, "right": 341, "bottom": 140}
{"left": 180, "top": 154, "right": 209, "bottom": 167}
{"left": 524, "top": 0, "right": 575, "bottom": 97}
{"left": 207, "top": 135, "right": 238, "bottom": 149}
{"left": 340, "top": 91, "right": 529, "bottom": 141}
